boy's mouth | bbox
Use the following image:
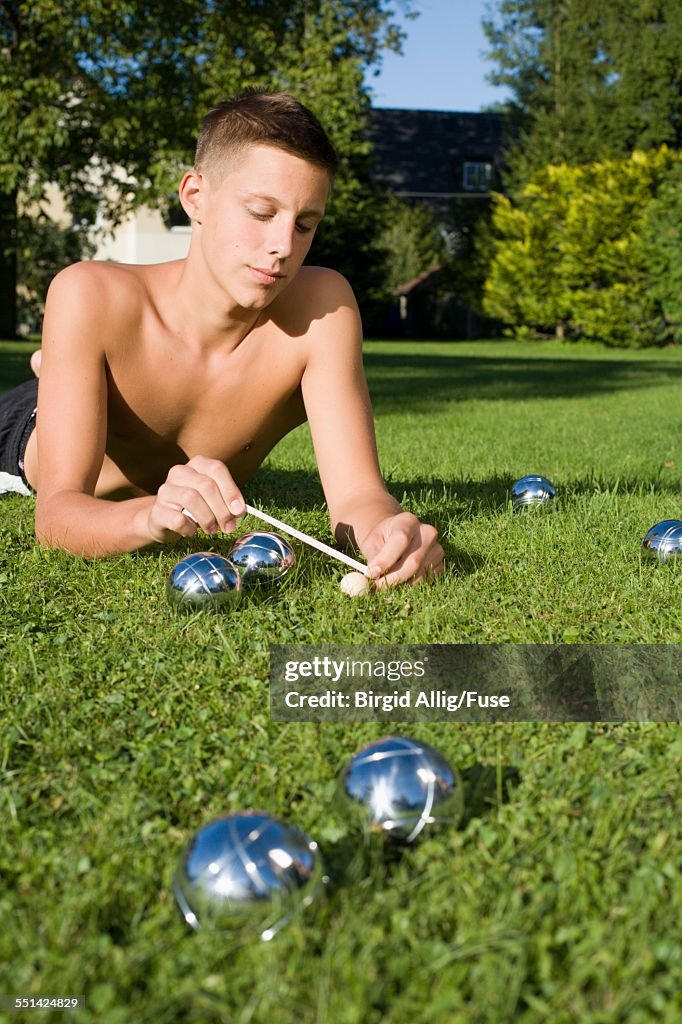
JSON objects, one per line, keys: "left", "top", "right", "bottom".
{"left": 249, "top": 266, "right": 285, "bottom": 285}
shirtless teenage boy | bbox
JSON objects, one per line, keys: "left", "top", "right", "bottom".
{"left": 1, "top": 91, "right": 443, "bottom": 585}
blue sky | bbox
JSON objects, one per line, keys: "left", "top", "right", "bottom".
{"left": 365, "top": 0, "right": 511, "bottom": 112}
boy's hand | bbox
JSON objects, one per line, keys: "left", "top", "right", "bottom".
{"left": 360, "top": 512, "right": 444, "bottom": 588}
{"left": 146, "top": 455, "right": 245, "bottom": 543}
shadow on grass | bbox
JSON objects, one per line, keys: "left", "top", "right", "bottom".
{"left": 249, "top": 468, "right": 326, "bottom": 509}
{"left": 6, "top": 344, "right": 681, "bottom": 411}
{"left": 248, "top": 470, "right": 518, "bottom": 517}
{"left": 250, "top": 469, "right": 682, "bottom": 519}
{"left": 364, "top": 351, "right": 682, "bottom": 412}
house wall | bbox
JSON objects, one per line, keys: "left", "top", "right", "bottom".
{"left": 42, "top": 183, "right": 192, "bottom": 265}
{"left": 41, "top": 183, "right": 72, "bottom": 228}
{"left": 93, "top": 207, "right": 191, "bottom": 265}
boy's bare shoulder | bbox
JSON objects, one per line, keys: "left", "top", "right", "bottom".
{"left": 273, "top": 266, "right": 360, "bottom": 335}
{"left": 48, "top": 258, "right": 147, "bottom": 294}
{"left": 45, "top": 261, "right": 149, "bottom": 340}
{"left": 292, "top": 265, "right": 357, "bottom": 305}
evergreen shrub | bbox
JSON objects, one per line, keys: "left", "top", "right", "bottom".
{"left": 482, "top": 147, "right": 682, "bottom": 347}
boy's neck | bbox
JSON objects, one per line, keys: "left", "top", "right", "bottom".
{"left": 165, "top": 257, "right": 266, "bottom": 354}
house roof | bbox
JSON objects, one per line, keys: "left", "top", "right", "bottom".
{"left": 367, "top": 107, "right": 508, "bottom": 199}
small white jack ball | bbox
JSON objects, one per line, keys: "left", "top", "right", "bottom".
{"left": 340, "top": 571, "right": 371, "bottom": 597}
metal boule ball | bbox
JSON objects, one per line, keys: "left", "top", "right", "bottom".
{"left": 173, "top": 811, "right": 326, "bottom": 941}
{"left": 641, "top": 519, "right": 682, "bottom": 563}
{"left": 167, "top": 552, "right": 241, "bottom": 611}
{"left": 339, "top": 735, "right": 464, "bottom": 844}
{"left": 511, "top": 474, "right": 557, "bottom": 511}
{"left": 229, "top": 530, "right": 296, "bottom": 585}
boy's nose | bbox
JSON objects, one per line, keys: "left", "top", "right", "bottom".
{"left": 269, "top": 222, "right": 295, "bottom": 259}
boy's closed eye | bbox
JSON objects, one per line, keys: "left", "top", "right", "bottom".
{"left": 247, "top": 208, "right": 315, "bottom": 234}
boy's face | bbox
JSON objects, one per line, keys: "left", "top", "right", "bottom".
{"left": 193, "top": 144, "right": 331, "bottom": 311}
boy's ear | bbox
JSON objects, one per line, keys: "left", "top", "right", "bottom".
{"left": 178, "top": 169, "right": 206, "bottom": 224}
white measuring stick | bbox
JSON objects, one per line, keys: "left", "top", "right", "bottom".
{"left": 245, "top": 503, "right": 370, "bottom": 576}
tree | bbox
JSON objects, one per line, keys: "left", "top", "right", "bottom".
{"left": 481, "top": 166, "right": 576, "bottom": 337}
{"left": 482, "top": 0, "right": 682, "bottom": 182}
{"left": 375, "top": 196, "right": 447, "bottom": 294}
{"left": 0, "top": 0, "right": 207, "bottom": 337}
{"left": 16, "top": 214, "right": 96, "bottom": 334}
{"left": 483, "top": 147, "right": 682, "bottom": 346}
{"left": 264, "top": 3, "right": 398, "bottom": 322}
{"left": 0, "top": 0, "right": 415, "bottom": 338}
{"left": 482, "top": 0, "right": 612, "bottom": 181}
{"left": 637, "top": 162, "right": 682, "bottom": 344}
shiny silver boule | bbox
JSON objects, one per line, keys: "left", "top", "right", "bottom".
{"left": 641, "top": 519, "right": 682, "bottom": 563}
{"left": 173, "top": 812, "right": 325, "bottom": 941}
{"left": 340, "top": 735, "right": 464, "bottom": 844}
{"left": 167, "top": 552, "right": 241, "bottom": 611}
{"left": 511, "top": 474, "right": 557, "bottom": 511}
{"left": 229, "top": 530, "right": 296, "bottom": 584}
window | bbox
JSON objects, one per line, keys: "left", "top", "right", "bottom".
{"left": 462, "top": 162, "right": 493, "bottom": 192}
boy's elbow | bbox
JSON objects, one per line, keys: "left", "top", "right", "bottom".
{"left": 34, "top": 496, "right": 66, "bottom": 551}
{"left": 34, "top": 509, "right": 57, "bottom": 550}
{"left": 34, "top": 513, "right": 86, "bottom": 556}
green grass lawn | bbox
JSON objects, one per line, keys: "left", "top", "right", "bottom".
{"left": 1, "top": 339, "right": 681, "bottom": 1023}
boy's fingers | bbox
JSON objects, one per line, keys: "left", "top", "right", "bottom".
{"left": 164, "top": 459, "right": 244, "bottom": 533}
{"left": 178, "top": 506, "right": 222, "bottom": 533}
{"left": 151, "top": 500, "right": 223, "bottom": 541}
{"left": 370, "top": 522, "right": 443, "bottom": 587}
{"left": 366, "top": 514, "right": 421, "bottom": 576}
{"left": 413, "top": 540, "right": 445, "bottom": 581}
{"left": 157, "top": 482, "right": 221, "bottom": 535}
{"left": 186, "top": 456, "right": 245, "bottom": 519}
{"left": 147, "top": 501, "right": 200, "bottom": 543}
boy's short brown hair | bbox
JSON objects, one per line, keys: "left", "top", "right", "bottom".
{"left": 195, "top": 90, "right": 339, "bottom": 180}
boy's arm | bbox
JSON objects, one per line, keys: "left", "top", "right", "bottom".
{"left": 300, "top": 271, "right": 443, "bottom": 586}
{"left": 34, "top": 264, "right": 243, "bottom": 557}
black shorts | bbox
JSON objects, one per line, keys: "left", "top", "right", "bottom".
{"left": 0, "top": 378, "right": 38, "bottom": 491}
